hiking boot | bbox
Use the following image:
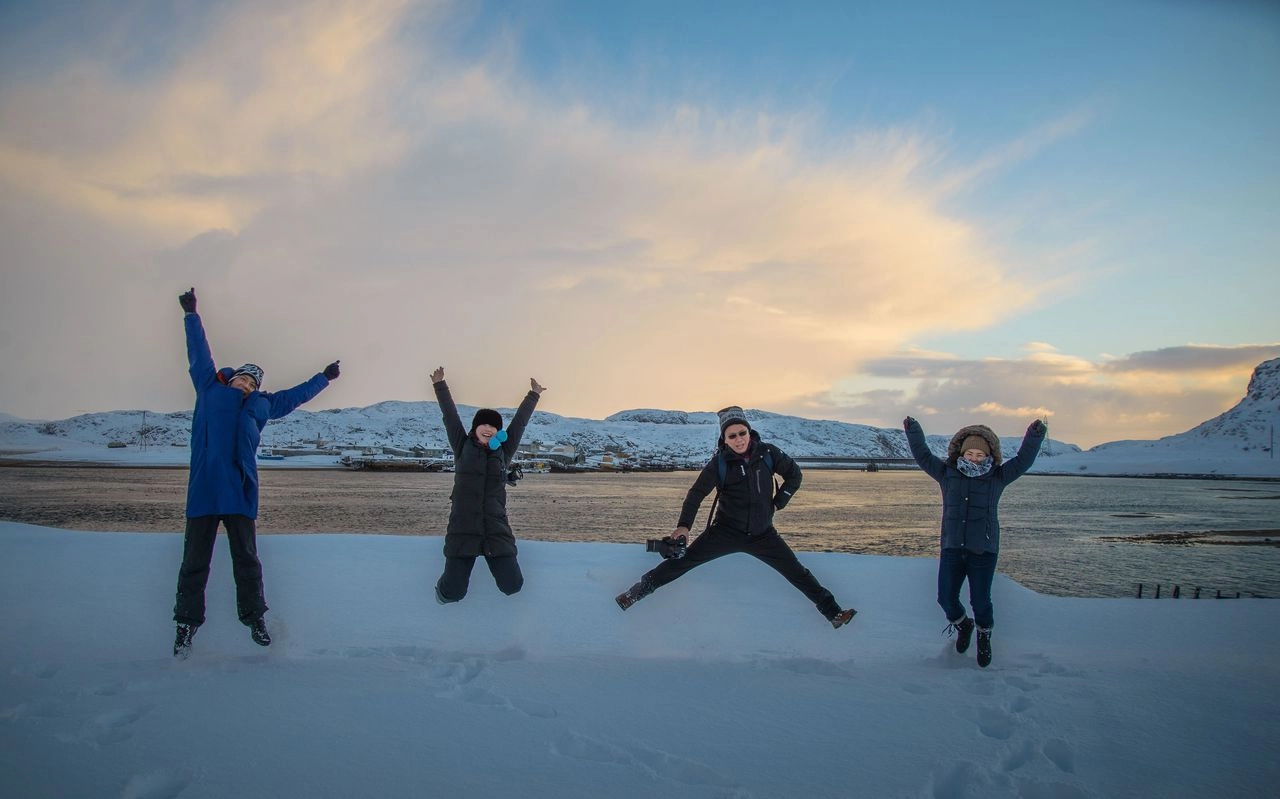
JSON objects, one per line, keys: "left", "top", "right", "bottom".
{"left": 434, "top": 583, "right": 451, "bottom": 605}
{"left": 615, "top": 578, "right": 655, "bottom": 611}
{"left": 249, "top": 618, "right": 272, "bottom": 647}
{"left": 976, "top": 627, "right": 992, "bottom": 668}
{"left": 830, "top": 608, "right": 857, "bottom": 629}
{"left": 945, "top": 616, "right": 975, "bottom": 654}
{"left": 173, "top": 624, "right": 197, "bottom": 658}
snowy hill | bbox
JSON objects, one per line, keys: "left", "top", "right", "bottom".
{"left": 1, "top": 360, "right": 1278, "bottom": 477}
{"left": 1040, "top": 358, "right": 1280, "bottom": 478}
{"left": 0, "top": 400, "right": 1073, "bottom": 468}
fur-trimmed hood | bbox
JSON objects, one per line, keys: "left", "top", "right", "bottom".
{"left": 947, "top": 424, "right": 1001, "bottom": 464}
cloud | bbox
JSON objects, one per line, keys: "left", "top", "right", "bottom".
{"left": 1100, "top": 345, "right": 1280, "bottom": 373}
{"left": 793, "top": 344, "right": 1280, "bottom": 448}
{"left": 1, "top": 0, "right": 1085, "bottom": 428}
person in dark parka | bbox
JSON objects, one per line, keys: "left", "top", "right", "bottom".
{"left": 615, "top": 406, "right": 857, "bottom": 629}
{"left": 904, "top": 415, "right": 1047, "bottom": 667}
{"left": 430, "top": 366, "right": 545, "bottom": 603}
{"left": 172, "top": 288, "right": 340, "bottom": 657}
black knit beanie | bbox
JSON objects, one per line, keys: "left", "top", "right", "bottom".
{"left": 471, "top": 408, "right": 503, "bottom": 432}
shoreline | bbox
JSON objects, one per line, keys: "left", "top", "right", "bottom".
{"left": 3, "top": 456, "right": 1279, "bottom": 481}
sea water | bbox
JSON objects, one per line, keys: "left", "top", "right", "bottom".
{"left": 1, "top": 466, "right": 1276, "bottom": 598}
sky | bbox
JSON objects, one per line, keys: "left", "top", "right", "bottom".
{"left": 2, "top": 521, "right": 1277, "bottom": 797}
{"left": 0, "top": 0, "right": 1277, "bottom": 448}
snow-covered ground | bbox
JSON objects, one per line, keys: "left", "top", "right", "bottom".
{"left": 1, "top": 521, "right": 1275, "bottom": 798}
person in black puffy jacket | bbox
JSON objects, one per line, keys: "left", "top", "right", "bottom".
{"left": 430, "top": 366, "right": 545, "bottom": 604}
{"left": 615, "top": 406, "right": 856, "bottom": 629}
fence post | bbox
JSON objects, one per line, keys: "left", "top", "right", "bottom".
{"left": 1136, "top": 583, "right": 1143, "bottom": 598}
{"left": 1173, "top": 585, "right": 1181, "bottom": 599}
{"left": 1194, "top": 587, "right": 1201, "bottom": 599}
{"left": 1155, "top": 583, "right": 1161, "bottom": 599}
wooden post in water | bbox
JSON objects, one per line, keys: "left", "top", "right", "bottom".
{"left": 1155, "top": 583, "right": 1161, "bottom": 599}
{"left": 1173, "top": 585, "right": 1181, "bottom": 598}
{"left": 1136, "top": 583, "right": 1143, "bottom": 598}
{"left": 1194, "top": 587, "right": 1201, "bottom": 599}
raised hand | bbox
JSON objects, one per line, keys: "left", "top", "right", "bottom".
{"left": 178, "top": 288, "right": 197, "bottom": 314}
{"left": 324, "top": 361, "right": 341, "bottom": 380}
{"left": 430, "top": 366, "right": 445, "bottom": 384}
{"left": 531, "top": 378, "right": 546, "bottom": 394}
{"left": 903, "top": 416, "right": 917, "bottom": 429}
{"left": 1029, "top": 419, "right": 1047, "bottom": 436}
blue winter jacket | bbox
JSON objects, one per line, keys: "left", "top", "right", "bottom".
{"left": 905, "top": 419, "right": 1046, "bottom": 554}
{"left": 183, "top": 313, "right": 330, "bottom": 518}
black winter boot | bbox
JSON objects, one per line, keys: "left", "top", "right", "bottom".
{"left": 173, "top": 624, "right": 197, "bottom": 658}
{"left": 947, "top": 616, "right": 975, "bottom": 654}
{"left": 615, "top": 577, "right": 655, "bottom": 611}
{"left": 249, "top": 617, "right": 272, "bottom": 647}
{"left": 976, "top": 627, "right": 992, "bottom": 668}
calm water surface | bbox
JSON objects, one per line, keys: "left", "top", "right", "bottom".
{"left": 2, "top": 466, "right": 1277, "bottom": 598}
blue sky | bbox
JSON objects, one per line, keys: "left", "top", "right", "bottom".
{"left": 0, "top": 0, "right": 1277, "bottom": 447}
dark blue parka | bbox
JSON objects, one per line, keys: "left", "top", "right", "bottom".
{"left": 184, "top": 313, "right": 330, "bottom": 519}
{"left": 905, "top": 419, "right": 1046, "bottom": 554}
{"left": 434, "top": 380, "right": 540, "bottom": 558}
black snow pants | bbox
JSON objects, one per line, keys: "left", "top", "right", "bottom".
{"left": 173, "top": 514, "right": 268, "bottom": 627}
{"left": 643, "top": 524, "right": 842, "bottom": 619}
{"left": 436, "top": 555, "right": 524, "bottom": 602}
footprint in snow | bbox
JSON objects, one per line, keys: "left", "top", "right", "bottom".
{"left": 77, "top": 705, "right": 153, "bottom": 747}
{"left": 1042, "top": 738, "right": 1076, "bottom": 773}
{"left": 119, "top": 767, "right": 192, "bottom": 799}
{"left": 976, "top": 706, "right": 1017, "bottom": 740}
{"left": 1001, "top": 739, "right": 1038, "bottom": 773}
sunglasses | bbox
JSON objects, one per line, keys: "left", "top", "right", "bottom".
{"left": 725, "top": 430, "right": 750, "bottom": 440}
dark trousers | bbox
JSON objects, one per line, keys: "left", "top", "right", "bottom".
{"left": 173, "top": 514, "right": 268, "bottom": 627}
{"left": 644, "top": 525, "right": 842, "bottom": 619}
{"left": 938, "top": 547, "right": 998, "bottom": 629}
{"left": 436, "top": 555, "right": 524, "bottom": 602}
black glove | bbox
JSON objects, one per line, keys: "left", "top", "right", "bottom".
{"left": 903, "top": 416, "right": 917, "bottom": 430}
{"left": 773, "top": 490, "right": 792, "bottom": 511}
{"left": 1029, "top": 419, "right": 1047, "bottom": 436}
{"left": 323, "top": 361, "right": 341, "bottom": 380}
{"left": 178, "top": 288, "right": 197, "bottom": 314}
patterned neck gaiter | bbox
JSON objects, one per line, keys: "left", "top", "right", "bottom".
{"left": 957, "top": 456, "right": 993, "bottom": 477}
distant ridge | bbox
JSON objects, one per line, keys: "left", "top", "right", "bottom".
{"left": 2, "top": 360, "right": 1277, "bottom": 477}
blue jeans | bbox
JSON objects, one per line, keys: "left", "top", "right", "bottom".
{"left": 937, "top": 548, "right": 998, "bottom": 629}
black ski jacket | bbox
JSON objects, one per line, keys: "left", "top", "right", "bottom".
{"left": 434, "top": 380, "right": 540, "bottom": 558}
{"left": 678, "top": 432, "right": 801, "bottom": 536}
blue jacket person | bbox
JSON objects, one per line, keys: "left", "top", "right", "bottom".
{"left": 172, "top": 288, "right": 339, "bottom": 657}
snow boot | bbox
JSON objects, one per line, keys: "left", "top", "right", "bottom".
{"left": 615, "top": 577, "right": 655, "bottom": 611}
{"left": 976, "top": 627, "right": 992, "bottom": 668}
{"left": 173, "top": 623, "right": 197, "bottom": 658}
{"left": 830, "top": 608, "right": 857, "bottom": 629}
{"left": 947, "top": 616, "right": 975, "bottom": 654}
{"left": 249, "top": 617, "right": 272, "bottom": 647}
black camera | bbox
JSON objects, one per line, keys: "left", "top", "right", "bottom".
{"left": 645, "top": 536, "right": 687, "bottom": 559}
{"left": 506, "top": 463, "right": 523, "bottom": 487}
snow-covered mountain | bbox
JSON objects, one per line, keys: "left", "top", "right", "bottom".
{"left": 2, "top": 359, "right": 1277, "bottom": 477}
{"left": 1037, "top": 358, "right": 1280, "bottom": 477}
{"left": 0, "top": 400, "right": 1073, "bottom": 467}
